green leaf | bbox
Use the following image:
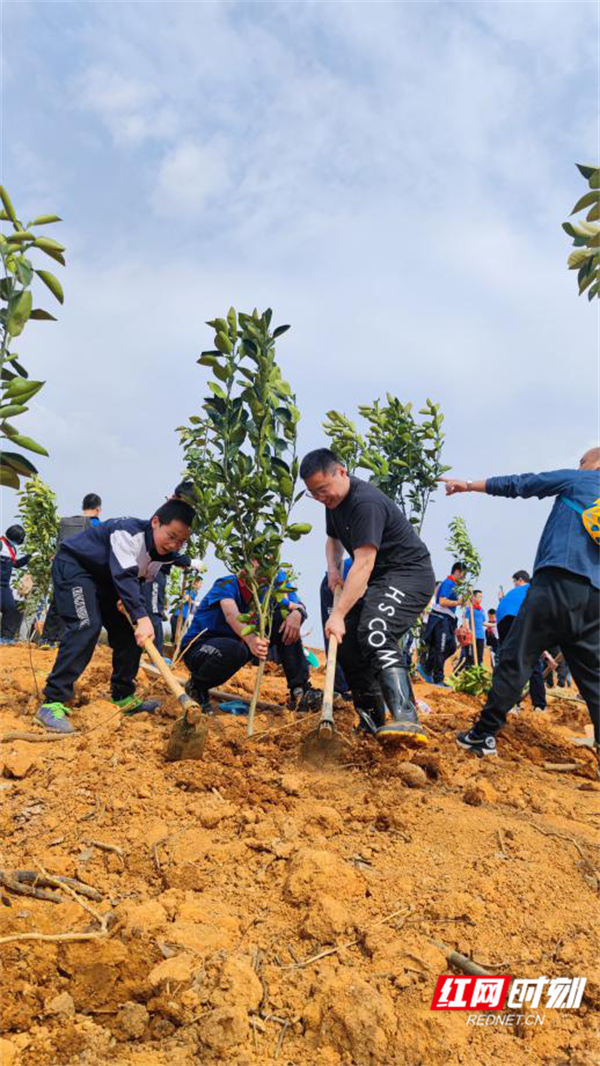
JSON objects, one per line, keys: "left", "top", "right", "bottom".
{"left": 36, "top": 269, "right": 64, "bottom": 304}
{"left": 32, "top": 236, "right": 65, "bottom": 253}
{"left": 7, "top": 291, "right": 32, "bottom": 337}
{"left": 0, "top": 464, "right": 20, "bottom": 488}
{"left": 273, "top": 324, "right": 291, "bottom": 338}
{"left": 15, "top": 258, "right": 33, "bottom": 286}
{"left": 0, "top": 404, "right": 28, "bottom": 418}
{"left": 6, "top": 433, "right": 49, "bottom": 456}
{"left": 4, "top": 379, "right": 43, "bottom": 401}
{"left": 215, "top": 331, "right": 233, "bottom": 354}
{"left": 29, "top": 214, "right": 62, "bottom": 226}
{"left": 0, "top": 186, "right": 18, "bottom": 224}
{"left": 0, "top": 450, "right": 38, "bottom": 477}
{"left": 29, "top": 309, "right": 57, "bottom": 321}
{"left": 6, "top": 231, "right": 34, "bottom": 244}
{"left": 571, "top": 190, "right": 600, "bottom": 215}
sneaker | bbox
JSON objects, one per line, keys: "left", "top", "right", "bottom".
{"left": 112, "top": 695, "right": 161, "bottom": 716}
{"left": 433, "top": 681, "right": 451, "bottom": 689}
{"left": 417, "top": 664, "right": 433, "bottom": 683}
{"left": 456, "top": 729, "right": 497, "bottom": 757}
{"left": 288, "top": 685, "right": 323, "bottom": 712}
{"left": 36, "top": 703, "right": 75, "bottom": 734}
{"left": 184, "top": 680, "right": 213, "bottom": 715}
{"left": 38, "top": 641, "right": 57, "bottom": 650}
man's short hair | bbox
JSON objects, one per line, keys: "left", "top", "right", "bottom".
{"left": 450, "top": 562, "right": 464, "bottom": 575}
{"left": 488, "top": 609, "right": 496, "bottom": 616}
{"left": 153, "top": 500, "right": 195, "bottom": 526}
{"left": 512, "top": 570, "right": 530, "bottom": 583}
{"left": 473, "top": 589, "right": 482, "bottom": 595}
{"left": 82, "top": 493, "right": 102, "bottom": 511}
{"left": 299, "top": 448, "right": 342, "bottom": 480}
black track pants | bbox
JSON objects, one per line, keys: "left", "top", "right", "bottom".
{"left": 1, "top": 587, "right": 21, "bottom": 639}
{"left": 43, "top": 553, "right": 142, "bottom": 703}
{"left": 477, "top": 568, "right": 599, "bottom": 741}
{"left": 337, "top": 568, "right": 435, "bottom": 709}
{"left": 184, "top": 607, "right": 309, "bottom": 693}
{"left": 424, "top": 613, "right": 457, "bottom": 682}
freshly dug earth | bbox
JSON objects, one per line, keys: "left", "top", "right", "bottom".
{"left": 0, "top": 643, "right": 598, "bottom": 1066}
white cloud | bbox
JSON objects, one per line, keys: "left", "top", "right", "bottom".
{"left": 151, "top": 137, "right": 232, "bottom": 217}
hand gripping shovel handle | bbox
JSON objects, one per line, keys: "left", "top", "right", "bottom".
{"left": 122, "top": 607, "right": 201, "bottom": 724}
{"left": 320, "top": 585, "right": 343, "bottom": 731}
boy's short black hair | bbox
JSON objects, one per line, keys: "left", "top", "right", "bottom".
{"left": 488, "top": 608, "right": 496, "bottom": 616}
{"left": 512, "top": 570, "right": 530, "bottom": 583}
{"left": 153, "top": 500, "right": 195, "bottom": 526}
{"left": 173, "top": 479, "right": 195, "bottom": 501}
{"left": 473, "top": 589, "right": 482, "bottom": 596}
{"left": 5, "top": 524, "right": 25, "bottom": 545}
{"left": 299, "top": 448, "right": 342, "bottom": 480}
{"left": 82, "top": 493, "right": 102, "bottom": 510}
{"left": 450, "top": 562, "right": 464, "bottom": 575}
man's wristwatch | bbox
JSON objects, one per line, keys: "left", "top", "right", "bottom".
{"left": 466, "top": 480, "right": 474, "bottom": 491}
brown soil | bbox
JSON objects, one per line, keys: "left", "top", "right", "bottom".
{"left": 0, "top": 644, "right": 599, "bottom": 1066}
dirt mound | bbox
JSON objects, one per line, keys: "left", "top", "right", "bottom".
{"left": 0, "top": 644, "right": 598, "bottom": 1065}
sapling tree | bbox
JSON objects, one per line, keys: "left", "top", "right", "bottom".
{"left": 0, "top": 187, "right": 66, "bottom": 489}
{"left": 179, "top": 307, "right": 311, "bottom": 734}
{"left": 446, "top": 515, "right": 482, "bottom": 673}
{"left": 324, "top": 395, "right": 449, "bottom": 532}
{"left": 563, "top": 164, "right": 599, "bottom": 301}
{"left": 16, "top": 475, "right": 59, "bottom": 617}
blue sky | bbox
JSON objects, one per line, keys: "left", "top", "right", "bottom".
{"left": 2, "top": 0, "right": 598, "bottom": 638}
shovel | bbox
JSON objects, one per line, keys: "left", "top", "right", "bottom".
{"left": 301, "top": 586, "right": 343, "bottom": 764}
{"left": 122, "top": 606, "right": 207, "bottom": 761}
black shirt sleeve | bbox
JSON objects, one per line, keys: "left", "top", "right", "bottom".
{"left": 325, "top": 510, "right": 335, "bottom": 537}
{"left": 351, "top": 501, "right": 387, "bottom": 551}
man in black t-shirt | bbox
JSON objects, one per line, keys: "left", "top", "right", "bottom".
{"left": 300, "top": 449, "right": 436, "bottom": 743}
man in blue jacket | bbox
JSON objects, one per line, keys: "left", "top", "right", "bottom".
{"left": 419, "top": 562, "right": 465, "bottom": 685}
{"left": 38, "top": 499, "right": 195, "bottom": 733}
{"left": 181, "top": 568, "right": 322, "bottom": 713}
{"left": 443, "top": 448, "right": 600, "bottom": 756}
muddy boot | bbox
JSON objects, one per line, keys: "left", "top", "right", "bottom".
{"left": 353, "top": 703, "right": 387, "bottom": 737}
{"left": 376, "top": 667, "right": 428, "bottom": 744}
{"left": 288, "top": 684, "right": 323, "bottom": 713}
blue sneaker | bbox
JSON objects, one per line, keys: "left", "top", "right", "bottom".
{"left": 36, "top": 703, "right": 75, "bottom": 734}
{"left": 417, "top": 664, "right": 433, "bottom": 683}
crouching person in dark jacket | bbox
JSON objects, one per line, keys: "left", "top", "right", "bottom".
{"left": 38, "top": 500, "right": 195, "bottom": 733}
{"left": 181, "top": 567, "right": 322, "bottom": 714}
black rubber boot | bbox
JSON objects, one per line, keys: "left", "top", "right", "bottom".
{"left": 289, "top": 684, "right": 323, "bottom": 712}
{"left": 376, "top": 667, "right": 427, "bottom": 743}
{"left": 352, "top": 689, "right": 386, "bottom": 737}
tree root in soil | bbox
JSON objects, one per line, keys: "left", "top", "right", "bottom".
{"left": 0, "top": 864, "right": 109, "bottom": 945}
{"left": 0, "top": 869, "right": 102, "bottom": 904}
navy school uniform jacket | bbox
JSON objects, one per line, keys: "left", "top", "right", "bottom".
{"left": 0, "top": 537, "right": 29, "bottom": 589}
{"left": 59, "top": 517, "right": 189, "bottom": 622}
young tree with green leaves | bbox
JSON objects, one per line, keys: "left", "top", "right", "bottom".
{"left": 563, "top": 163, "right": 599, "bottom": 301}
{"left": 0, "top": 187, "right": 66, "bottom": 489}
{"left": 16, "top": 475, "right": 59, "bottom": 618}
{"left": 323, "top": 396, "right": 449, "bottom": 533}
{"left": 446, "top": 515, "right": 483, "bottom": 673}
{"left": 179, "top": 307, "right": 311, "bottom": 735}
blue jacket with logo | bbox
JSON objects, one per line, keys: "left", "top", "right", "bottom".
{"left": 182, "top": 570, "right": 306, "bottom": 648}
{"left": 486, "top": 469, "right": 599, "bottom": 590}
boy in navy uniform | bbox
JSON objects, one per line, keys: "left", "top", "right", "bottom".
{"left": 38, "top": 500, "right": 195, "bottom": 733}
{"left": 0, "top": 525, "right": 29, "bottom": 641}
{"left": 419, "top": 562, "right": 465, "bottom": 686}
{"left": 182, "top": 568, "right": 321, "bottom": 713}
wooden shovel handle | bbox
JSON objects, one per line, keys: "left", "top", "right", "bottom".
{"left": 123, "top": 605, "right": 200, "bottom": 722}
{"left": 322, "top": 585, "right": 343, "bottom": 717}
